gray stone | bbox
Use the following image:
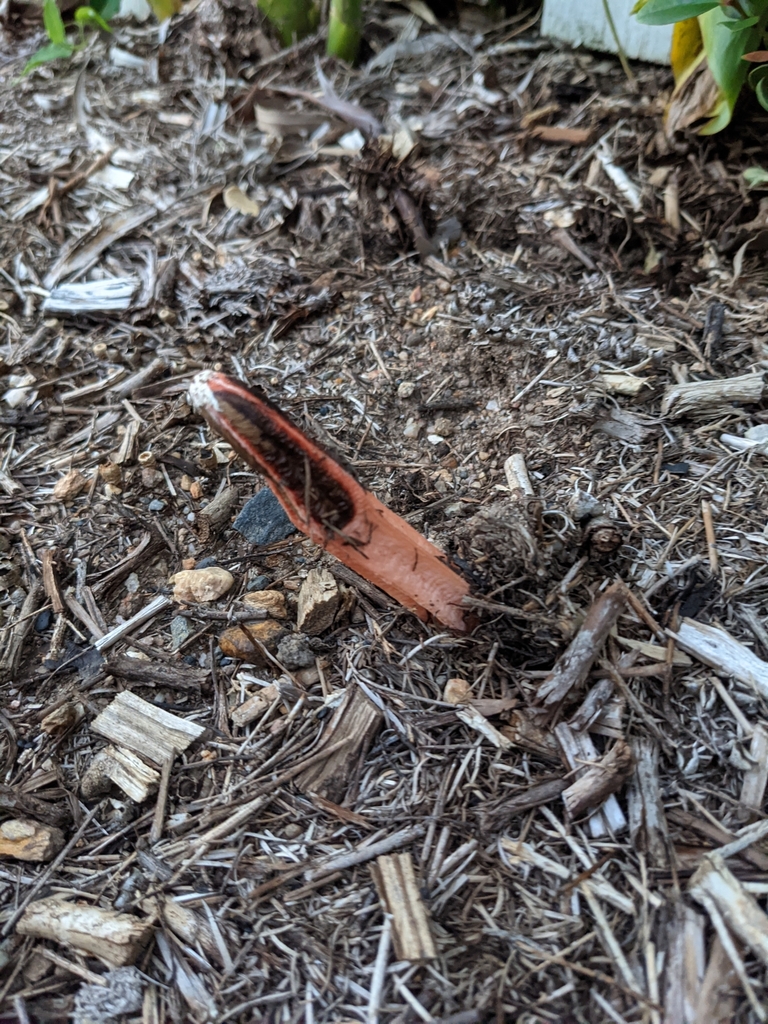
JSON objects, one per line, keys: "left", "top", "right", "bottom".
{"left": 233, "top": 488, "right": 296, "bottom": 546}
{"left": 170, "top": 615, "right": 193, "bottom": 650}
{"left": 277, "top": 634, "right": 315, "bottom": 670}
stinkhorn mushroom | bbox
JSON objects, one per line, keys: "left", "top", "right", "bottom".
{"left": 188, "top": 371, "right": 470, "bottom": 631}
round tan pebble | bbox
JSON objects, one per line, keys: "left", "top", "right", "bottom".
{"left": 444, "top": 677, "right": 473, "bottom": 704}
{"left": 218, "top": 620, "right": 288, "bottom": 665}
{"left": 242, "top": 590, "right": 288, "bottom": 619}
{"left": 171, "top": 567, "right": 234, "bottom": 603}
{"left": 52, "top": 468, "right": 88, "bottom": 502}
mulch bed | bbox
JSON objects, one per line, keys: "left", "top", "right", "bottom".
{"left": 1, "top": 2, "right": 768, "bottom": 1020}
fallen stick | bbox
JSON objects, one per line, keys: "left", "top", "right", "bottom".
{"left": 537, "top": 582, "right": 626, "bottom": 706}
{"left": 189, "top": 372, "right": 470, "bottom": 630}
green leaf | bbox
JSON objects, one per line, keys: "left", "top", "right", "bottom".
{"left": 74, "top": 6, "right": 112, "bottom": 30}
{"left": 43, "top": 0, "right": 67, "bottom": 45}
{"left": 744, "top": 166, "right": 768, "bottom": 186}
{"left": 757, "top": 74, "right": 768, "bottom": 108}
{"left": 634, "top": 0, "right": 719, "bottom": 26}
{"left": 748, "top": 64, "right": 768, "bottom": 85}
{"left": 22, "top": 40, "right": 73, "bottom": 74}
{"left": 723, "top": 15, "right": 759, "bottom": 31}
{"left": 91, "top": 0, "right": 120, "bottom": 18}
{"left": 697, "top": 3, "right": 765, "bottom": 133}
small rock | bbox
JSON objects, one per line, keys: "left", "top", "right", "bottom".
{"left": 171, "top": 567, "right": 234, "bottom": 603}
{"left": 247, "top": 573, "right": 271, "bottom": 592}
{"left": 403, "top": 417, "right": 422, "bottom": 439}
{"left": 73, "top": 967, "right": 143, "bottom": 1024}
{"left": 40, "top": 700, "right": 84, "bottom": 736}
{"left": 231, "top": 684, "right": 279, "bottom": 728}
{"left": 297, "top": 568, "right": 340, "bottom": 635}
{"left": 569, "top": 489, "right": 605, "bottom": 521}
{"left": 444, "top": 678, "right": 473, "bottom": 704}
{"left": 34, "top": 609, "right": 52, "bottom": 632}
{"left": 195, "top": 556, "right": 218, "bottom": 569}
{"left": 170, "top": 615, "right": 193, "bottom": 649}
{"left": 0, "top": 819, "right": 65, "bottom": 862}
{"left": 433, "top": 416, "right": 453, "bottom": 437}
{"left": 219, "top": 620, "right": 288, "bottom": 665}
{"left": 242, "top": 590, "right": 288, "bottom": 619}
{"left": 277, "top": 633, "right": 315, "bottom": 670}
{"left": 52, "top": 468, "right": 88, "bottom": 502}
{"left": 233, "top": 488, "right": 296, "bottom": 546}
{"left": 397, "top": 381, "right": 416, "bottom": 399}
{"left": 427, "top": 434, "right": 445, "bottom": 445}
{"left": 148, "top": 499, "right": 166, "bottom": 512}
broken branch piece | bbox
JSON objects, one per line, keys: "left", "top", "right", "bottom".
{"left": 189, "top": 371, "right": 470, "bottom": 630}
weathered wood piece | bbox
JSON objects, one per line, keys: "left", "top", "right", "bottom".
{"left": 17, "top": 897, "right": 155, "bottom": 967}
{"left": 81, "top": 745, "right": 160, "bottom": 803}
{"left": 43, "top": 204, "right": 158, "bottom": 289}
{"left": 562, "top": 738, "right": 634, "bottom": 821}
{"left": 537, "top": 582, "right": 626, "bottom": 706}
{"left": 296, "top": 685, "right": 382, "bottom": 802}
{"left": 91, "top": 530, "right": 165, "bottom": 596}
{"left": 107, "top": 654, "right": 207, "bottom": 691}
{"left": 93, "top": 595, "right": 171, "bottom": 653}
{"left": 628, "top": 737, "right": 669, "bottom": 869}
{"left": 740, "top": 723, "right": 768, "bottom": 820}
{"left": 690, "top": 853, "right": 768, "bottom": 969}
{"left": 303, "top": 825, "right": 425, "bottom": 884}
{"left": 500, "top": 709, "right": 560, "bottom": 758}
{"left": 297, "top": 567, "right": 340, "bottom": 635}
{"left": 230, "top": 684, "right": 279, "bottom": 728}
{"left": 663, "top": 905, "right": 705, "bottom": 1024}
{"left": 554, "top": 722, "right": 627, "bottom": 836}
{"left": 370, "top": 852, "right": 436, "bottom": 962}
{"left": 91, "top": 690, "right": 205, "bottom": 768}
{"left": 42, "top": 278, "right": 139, "bottom": 313}
{"left": 0, "top": 818, "right": 65, "bottom": 862}
{"left": 690, "top": 853, "right": 768, "bottom": 1020}
{"left": 567, "top": 678, "right": 614, "bottom": 732}
{"left": 455, "top": 704, "right": 512, "bottom": 750}
{"left": 662, "top": 373, "right": 765, "bottom": 419}
{"left": 693, "top": 935, "right": 740, "bottom": 1024}
{"left": 673, "top": 618, "right": 768, "bottom": 700}
{"left": 478, "top": 776, "right": 568, "bottom": 831}
{"left": 0, "top": 580, "right": 42, "bottom": 683}
{"left": 666, "top": 808, "right": 768, "bottom": 872}
{"left": 40, "top": 549, "right": 64, "bottom": 615}
{"left": 195, "top": 485, "right": 238, "bottom": 544}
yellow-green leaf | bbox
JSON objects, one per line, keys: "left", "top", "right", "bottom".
{"left": 670, "top": 17, "right": 702, "bottom": 82}
{"left": 144, "top": 0, "right": 181, "bottom": 22}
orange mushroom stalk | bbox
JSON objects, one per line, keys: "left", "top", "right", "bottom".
{"left": 188, "top": 371, "right": 470, "bottom": 631}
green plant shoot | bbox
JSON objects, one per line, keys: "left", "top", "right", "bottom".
{"left": 327, "top": 0, "right": 362, "bottom": 62}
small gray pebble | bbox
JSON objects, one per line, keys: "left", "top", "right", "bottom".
{"left": 195, "top": 556, "right": 218, "bottom": 569}
{"left": 148, "top": 499, "right": 166, "bottom": 512}
{"left": 170, "top": 615, "right": 193, "bottom": 650}
{"left": 247, "top": 574, "right": 271, "bottom": 592}
{"left": 277, "top": 634, "right": 315, "bottom": 670}
{"left": 234, "top": 488, "right": 296, "bottom": 546}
